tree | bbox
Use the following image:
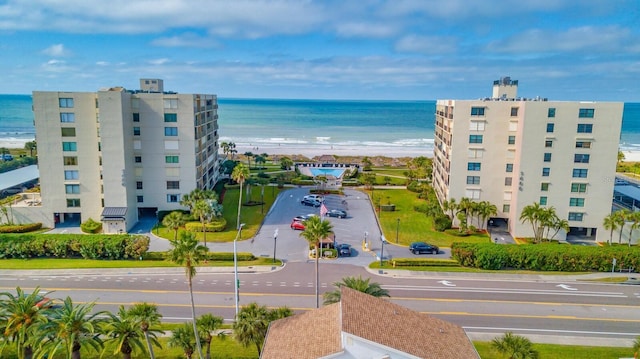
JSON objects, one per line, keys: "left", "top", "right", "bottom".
{"left": 491, "top": 332, "right": 539, "bottom": 359}
{"left": 180, "top": 189, "right": 218, "bottom": 214}
{"left": 279, "top": 156, "right": 293, "bottom": 170}
{"left": 361, "top": 172, "right": 376, "bottom": 190}
{"left": 633, "top": 336, "right": 640, "bottom": 358}
{"left": 548, "top": 217, "right": 569, "bottom": 241}
{"left": 103, "top": 306, "right": 154, "bottom": 359}
{"left": 197, "top": 313, "right": 224, "bottom": 359}
{"left": 477, "top": 201, "right": 497, "bottom": 230}
{"left": 169, "top": 323, "right": 196, "bottom": 359}
{"left": 0, "top": 286, "right": 51, "bottom": 359}
{"left": 233, "top": 303, "right": 293, "bottom": 355}
{"left": 618, "top": 149, "right": 626, "bottom": 163}
{"left": 519, "top": 202, "right": 546, "bottom": 243}
{"left": 616, "top": 209, "right": 630, "bottom": 244}
{"left": 361, "top": 156, "right": 373, "bottom": 171}
{"left": 168, "top": 232, "right": 209, "bottom": 359}
{"left": 192, "top": 200, "right": 214, "bottom": 249}
{"left": 254, "top": 155, "right": 266, "bottom": 169}
{"left": 627, "top": 211, "right": 640, "bottom": 247}
{"left": 163, "top": 211, "right": 187, "bottom": 241}
{"left": 232, "top": 163, "right": 250, "bottom": 231}
{"left": 35, "top": 297, "right": 108, "bottom": 359}
{"left": 456, "top": 197, "right": 473, "bottom": 228}
{"left": 300, "top": 215, "right": 333, "bottom": 308}
{"left": 128, "top": 302, "right": 163, "bottom": 359}
{"left": 24, "top": 141, "right": 37, "bottom": 157}
{"left": 323, "top": 276, "right": 390, "bottom": 305}
{"left": 441, "top": 198, "right": 457, "bottom": 220}
{"left": 243, "top": 151, "right": 254, "bottom": 169}
{"left": 603, "top": 213, "right": 619, "bottom": 245}
{"left": 220, "top": 142, "right": 230, "bottom": 158}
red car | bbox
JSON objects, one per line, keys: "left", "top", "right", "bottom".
{"left": 290, "top": 219, "right": 305, "bottom": 230}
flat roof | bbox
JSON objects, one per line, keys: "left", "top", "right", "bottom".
{"left": 614, "top": 184, "right": 640, "bottom": 200}
{"left": 0, "top": 165, "right": 39, "bottom": 191}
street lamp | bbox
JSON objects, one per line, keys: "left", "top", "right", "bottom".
{"left": 380, "top": 236, "right": 387, "bottom": 267}
{"left": 396, "top": 218, "right": 400, "bottom": 243}
{"left": 273, "top": 228, "right": 279, "bottom": 263}
{"left": 234, "top": 223, "right": 246, "bottom": 318}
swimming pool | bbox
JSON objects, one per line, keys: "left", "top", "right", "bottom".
{"left": 309, "top": 168, "right": 346, "bottom": 178}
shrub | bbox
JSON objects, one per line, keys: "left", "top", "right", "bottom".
{"left": 433, "top": 214, "right": 452, "bottom": 232}
{"left": 391, "top": 258, "right": 460, "bottom": 267}
{"left": 185, "top": 218, "right": 227, "bottom": 232}
{"left": 0, "top": 223, "right": 42, "bottom": 233}
{"left": 80, "top": 218, "right": 102, "bottom": 234}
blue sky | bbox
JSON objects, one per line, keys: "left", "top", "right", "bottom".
{"left": 0, "top": 0, "right": 638, "bottom": 101}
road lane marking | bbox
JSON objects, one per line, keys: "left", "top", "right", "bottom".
{"left": 438, "top": 280, "right": 456, "bottom": 287}
{"left": 556, "top": 284, "right": 578, "bottom": 291}
{"left": 463, "top": 326, "right": 640, "bottom": 337}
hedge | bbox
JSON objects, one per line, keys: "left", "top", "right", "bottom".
{"left": 0, "top": 234, "right": 149, "bottom": 260}
{"left": 185, "top": 218, "right": 227, "bottom": 232}
{"left": 391, "top": 258, "right": 460, "bottom": 267}
{"left": 451, "top": 242, "right": 640, "bottom": 272}
{"left": 0, "top": 223, "right": 42, "bottom": 233}
{"left": 145, "top": 251, "right": 256, "bottom": 261}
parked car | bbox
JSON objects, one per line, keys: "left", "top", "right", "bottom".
{"left": 303, "top": 194, "right": 324, "bottom": 202}
{"left": 336, "top": 243, "right": 352, "bottom": 257}
{"left": 326, "top": 209, "right": 347, "bottom": 218}
{"left": 409, "top": 241, "right": 439, "bottom": 254}
{"left": 1, "top": 154, "right": 13, "bottom": 161}
{"left": 301, "top": 198, "right": 322, "bottom": 207}
{"left": 290, "top": 219, "right": 305, "bottom": 230}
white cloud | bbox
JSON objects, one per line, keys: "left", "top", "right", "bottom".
{"left": 42, "top": 44, "right": 69, "bottom": 57}
{"left": 395, "top": 35, "right": 457, "bottom": 54}
{"left": 151, "top": 32, "right": 219, "bottom": 48}
{"left": 148, "top": 58, "right": 170, "bottom": 65}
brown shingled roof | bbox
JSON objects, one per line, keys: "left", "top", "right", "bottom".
{"left": 261, "top": 287, "right": 480, "bottom": 359}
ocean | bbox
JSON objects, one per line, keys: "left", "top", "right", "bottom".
{"left": 1, "top": 94, "right": 639, "bottom": 157}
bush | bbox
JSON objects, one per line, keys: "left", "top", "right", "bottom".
{"left": 391, "top": 258, "right": 460, "bottom": 267}
{"left": 433, "top": 214, "right": 452, "bottom": 232}
{"left": 185, "top": 218, "right": 227, "bottom": 232}
{"left": 0, "top": 223, "right": 42, "bottom": 233}
{"left": 80, "top": 218, "right": 102, "bottom": 234}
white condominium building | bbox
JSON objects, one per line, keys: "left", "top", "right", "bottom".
{"left": 31, "top": 79, "right": 220, "bottom": 233}
{"left": 433, "top": 77, "right": 623, "bottom": 241}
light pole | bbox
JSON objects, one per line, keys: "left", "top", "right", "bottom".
{"left": 396, "top": 218, "right": 400, "bottom": 243}
{"left": 234, "top": 223, "right": 245, "bottom": 318}
{"left": 380, "top": 236, "right": 386, "bottom": 267}
{"left": 273, "top": 228, "right": 279, "bottom": 263}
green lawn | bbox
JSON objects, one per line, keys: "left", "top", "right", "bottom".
{"left": 473, "top": 341, "right": 633, "bottom": 358}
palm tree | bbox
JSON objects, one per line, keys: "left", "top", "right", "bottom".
{"left": 548, "top": 217, "right": 569, "bottom": 241}
{"left": 254, "top": 155, "right": 265, "bottom": 169}
{"left": 441, "top": 198, "right": 457, "bottom": 220}
{"left": 603, "top": 213, "right": 619, "bottom": 245}
{"left": 456, "top": 197, "right": 473, "bottom": 227}
{"left": 323, "top": 276, "right": 390, "bottom": 305}
{"left": 220, "top": 142, "right": 230, "bottom": 158}
{"left": 0, "top": 286, "right": 51, "bottom": 359}
{"left": 491, "top": 331, "right": 539, "bottom": 359}
{"left": 229, "top": 142, "right": 237, "bottom": 160}
{"left": 168, "top": 232, "right": 209, "bottom": 359}
{"left": 192, "top": 200, "right": 214, "bottom": 249}
{"left": 128, "top": 302, "right": 163, "bottom": 359}
{"left": 519, "top": 202, "right": 547, "bottom": 243}
{"left": 279, "top": 156, "right": 293, "bottom": 170}
{"left": 169, "top": 323, "right": 196, "bottom": 359}
{"left": 633, "top": 336, "right": 640, "bottom": 358}
{"left": 232, "top": 163, "right": 250, "bottom": 231}
{"left": 300, "top": 215, "right": 333, "bottom": 308}
{"left": 197, "top": 313, "right": 224, "bottom": 359}
{"left": 35, "top": 297, "right": 108, "bottom": 359}
{"left": 24, "top": 141, "right": 37, "bottom": 157}
{"left": 180, "top": 189, "right": 218, "bottom": 214}
{"left": 103, "top": 306, "right": 152, "bottom": 359}
{"left": 233, "top": 303, "right": 291, "bottom": 355}
{"left": 478, "top": 201, "right": 498, "bottom": 230}
{"left": 243, "top": 151, "right": 254, "bottom": 169}
{"left": 627, "top": 211, "right": 640, "bottom": 247}
{"left": 163, "top": 211, "right": 187, "bottom": 240}
{"left": 616, "top": 209, "right": 630, "bottom": 244}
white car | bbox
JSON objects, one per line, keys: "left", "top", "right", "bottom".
{"left": 303, "top": 194, "right": 324, "bottom": 202}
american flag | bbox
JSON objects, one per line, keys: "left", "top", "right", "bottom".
{"left": 320, "top": 203, "right": 328, "bottom": 217}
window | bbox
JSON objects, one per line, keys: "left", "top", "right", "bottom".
{"left": 60, "top": 113, "right": 75, "bottom": 123}
{"left": 577, "top": 124, "right": 593, "bottom": 133}
{"left": 66, "top": 198, "right": 81, "bottom": 207}
{"left": 59, "top": 98, "right": 74, "bottom": 108}
{"left": 569, "top": 198, "right": 585, "bottom": 207}
{"left": 64, "top": 170, "right": 79, "bottom": 180}
{"left": 164, "top": 99, "right": 178, "bottom": 109}
{"left": 508, "top": 136, "right": 516, "bottom": 145}
{"left": 506, "top": 163, "right": 513, "bottom": 172}
{"left": 63, "top": 156, "right": 78, "bottom": 165}
{"left": 65, "top": 184, "right": 80, "bottom": 194}
{"left": 568, "top": 212, "right": 584, "bottom": 221}
{"left": 137, "top": 196, "right": 144, "bottom": 203}
{"left": 544, "top": 153, "right": 552, "bottom": 162}
{"left": 508, "top": 121, "right": 518, "bottom": 131}
{"left": 468, "top": 149, "right": 483, "bottom": 158}
{"left": 465, "top": 189, "right": 481, "bottom": 199}
{"left": 546, "top": 123, "right": 554, "bottom": 133}
{"left": 548, "top": 108, "right": 556, "bottom": 118}
{"left": 61, "top": 128, "right": 76, "bottom": 137}
{"left": 167, "top": 194, "right": 180, "bottom": 203}
{"left": 469, "top": 121, "right": 485, "bottom": 131}
{"left": 164, "top": 113, "right": 177, "bottom": 122}
{"left": 571, "top": 183, "right": 587, "bottom": 193}
{"left": 133, "top": 127, "right": 141, "bottom": 136}
{"left": 505, "top": 177, "right": 512, "bottom": 186}
{"left": 572, "top": 169, "right": 588, "bottom": 178}
{"left": 510, "top": 107, "right": 519, "bottom": 116}
{"left": 579, "top": 108, "right": 595, "bottom": 118}
{"left": 136, "top": 181, "right": 143, "bottom": 190}
{"left": 131, "top": 98, "right": 139, "bottom": 109}
{"left": 575, "top": 141, "right": 592, "bottom": 148}
{"left": 164, "top": 127, "right": 178, "bottom": 136}
{"left": 466, "top": 176, "right": 480, "bottom": 185}
{"left": 471, "top": 107, "right": 485, "bottom": 116}
{"left": 62, "top": 142, "right": 77, "bottom": 151}
{"left": 574, "top": 154, "right": 590, "bottom": 163}
{"left": 135, "top": 156, "right": 142, "bottom": 163}
{"left": 166, "top": 181, "right": 180, "bottom": 189}
{"left": 545, "top": 140, "right": 553, "bottom": 148}
{"left": 542, "top": 167, "right": 550, "bottom": 176}
{"left": 540, "top": 196, "right": 548, "bottom": 205}
{"left": 503, "top": 204, "right": 510, "bottom": 212}
{"left": 133, "top": 113, "right": 140, "bottom": 122}
{"left": 165, "top": 155, "right": 179, "bottom": 163}
{"left": 469, "top": 135, "right": 483, "bottom": 144}
{"left": 468, "top": 162, "right": 481, "bottom": 171}
{"left": 541, "top": 183, "right": 549, "bottom": 191}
